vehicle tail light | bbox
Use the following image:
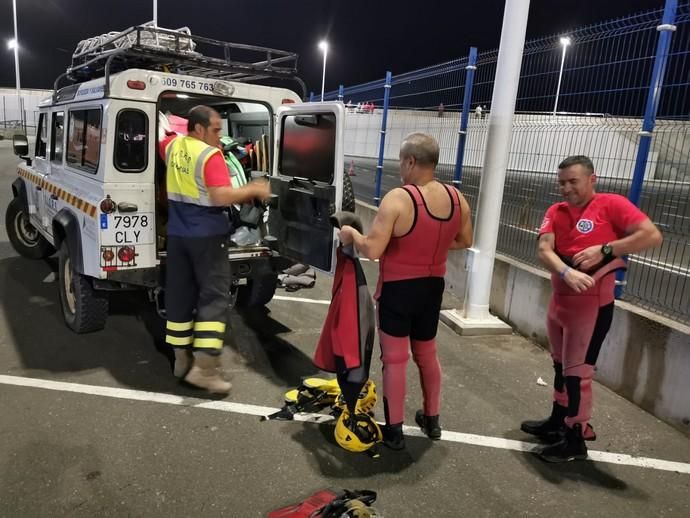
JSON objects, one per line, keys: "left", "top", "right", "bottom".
{"left": 100, "top": 196, "right": 116, "bottom": 214}
{"left": 127, "top": 80, "right": 146, "bottom": 90}
{"left": 282, "top": 98, "right": 296, "bottom": 104}
{"left": 117, "top": 246, "right": 136, "bottom": 263}
{"left": 102, "top": 249, "right": 115, "bottom": 262}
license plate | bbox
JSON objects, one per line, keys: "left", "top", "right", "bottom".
{"left": 100, "top": 213, "right": 154, "bottom": 245}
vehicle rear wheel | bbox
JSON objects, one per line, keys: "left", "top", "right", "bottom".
{"left": 58, "top": 241, "right": 109, "bottom": 333}
{"left": 236, "top": 273, "right": 278, "bottom": 307}
{"left": 5, "top": 197, "right": 55, "bottom": 259}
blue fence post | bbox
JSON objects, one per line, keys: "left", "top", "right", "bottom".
{"left": 338, "top": 85, "right": 344, "bottom": 102}
{"left": 374, "top": 71, "right": 393, "bottom": 206}
{"left": 616, "top": 0, "right": 678, "bottom": 298}
{"left": 309, "top": 92, "right": 314, "bottom": 103}
{"left": 453, "top": 47, "right": 478, "bottom": 188}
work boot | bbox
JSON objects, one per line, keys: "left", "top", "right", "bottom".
{"left": 415, "top": 410, "right": 442, "bottom": 440}
{"left": 184, "top": 352, "right": 232, "bottom": 395}
{"left": 381, "top": 423, "right": 405, "bottom": 450}
{"left": 538, "top": 423, "right": 588, "bottom": 463}
{"left": 520, "top": 402, "right": 567, "bottom": 443}
{"left": 173, "top": 348, "right": 193, "bottom": 378}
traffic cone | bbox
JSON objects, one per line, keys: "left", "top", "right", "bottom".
{"left": 348, "top": 160, "right": 356, "bottom": 176}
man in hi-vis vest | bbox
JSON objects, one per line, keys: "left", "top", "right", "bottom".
{"left": 160, "top": 105, "right": 271, "bottom": 394}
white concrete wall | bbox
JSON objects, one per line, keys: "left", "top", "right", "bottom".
{"left": 345, "top": 110, "right": 666, "bottom": 179}
{"left": 355, "top": 199, "right": 690, "bottom": 436}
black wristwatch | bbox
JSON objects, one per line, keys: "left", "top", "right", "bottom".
{"left": 601, "top": 243, "right": 614, "bottom": 259}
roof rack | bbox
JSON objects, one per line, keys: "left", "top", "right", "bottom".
{"left": 53, "top": 23, "right": 306, "bottom": 100}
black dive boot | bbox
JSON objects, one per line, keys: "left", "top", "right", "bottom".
{"left": 520, "top": 402, "right": 567, "bottom": 443}
{"left": 415, "top": 410, "right": 442, "bottom": 440}
{"left": 538, "top": 423, "right": 588, "bottom": 463}
{"left": 382, "top": 423, "right": 405, "bottom": 450}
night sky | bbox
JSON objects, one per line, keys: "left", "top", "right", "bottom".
{"left": 0, "top": 0, "right": 665, "bottom": 93}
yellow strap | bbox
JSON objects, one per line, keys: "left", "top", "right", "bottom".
{"left": 194, "top": 321, "right": 226, "bottom": 333}
{"left": 166, "top": 321, "right": 194, "bottom": 332}
{"left": 193, "top": 337, "right": 224, "bottom": 350}
{"left": 166, "top": 335, "right": 194, "bottom": 346}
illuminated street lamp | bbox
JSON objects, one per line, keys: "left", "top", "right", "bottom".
{"left": 553, "top": 36, "right": 572, "bottom": 115}
{"left": 318, "top": 40, "right": 329, "bottom": 102}
{"left": 10, "top": 0, "right": 22, "bottom": 129}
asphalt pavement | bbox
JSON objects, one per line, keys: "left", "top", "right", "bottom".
{"left": 1, "top": 143, "right": 689, "bottom": 517}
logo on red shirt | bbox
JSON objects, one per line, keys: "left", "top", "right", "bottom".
{"left": 576, "top": 219, "right": 594, "bottom": 233}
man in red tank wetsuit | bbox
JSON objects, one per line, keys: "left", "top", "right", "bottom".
{"left": 522, "top": 155, "right": 662, "bottom": 462}
{"left": 338, "top": 133, "right": 473, "bottom": 450}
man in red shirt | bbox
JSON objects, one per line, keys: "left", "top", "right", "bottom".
{"left": 522, "top": 155, "right": 662, "bottom": 462}
{"left": 160, "top": 106, "right": 270, "bottom": 394}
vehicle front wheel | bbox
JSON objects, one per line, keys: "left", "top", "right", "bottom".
{"left": 58, "top": 241, "right": 109, "bottom": 333}
{"left": 5, "top": 197, "right": 55, "bottom": 259}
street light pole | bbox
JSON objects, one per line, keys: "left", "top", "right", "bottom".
{"left": 318, "top": 41, "right": 328, "bottom": 102}
{"left": 11, "top": 0, "right": 22, "bottom": 129}
{"left": 553, "top": 36, "right": 571, "bottom": 115}
{"left": 153, "top": 0, "right": 158, "bottom": 26}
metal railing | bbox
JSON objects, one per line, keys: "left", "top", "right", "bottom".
{"left": 319, "top": 1, "right": 690, "bottom": 324}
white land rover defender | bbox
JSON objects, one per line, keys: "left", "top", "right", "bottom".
{"left": 5, "top": 25, "right": 355, "bottom": 333}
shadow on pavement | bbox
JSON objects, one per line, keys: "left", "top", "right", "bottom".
{"left": 1, "top": 254, "right": 322, "bottom": 398}
{"left": 288, "top": 421, "right": 440, "bottom": 483}
{"left": 228, "top": 305, "right": 323, "bottom": 388}
{"left": 512, "top": 438, "right": 649, "bottom": 500}
{"left": 0, "top": 255, "right": 193, "bottom": 395}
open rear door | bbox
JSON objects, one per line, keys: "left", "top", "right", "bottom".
{"left": 267, "top": 102, "right": 345, "bottom": 274}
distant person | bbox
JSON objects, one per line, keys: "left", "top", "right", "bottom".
{"left": 521, "top": 155, "right": 662, "bottom": 462}
{"left": 474, "top": 105, "right": 482, "bottom": 119}
{"left": 438, "top": 103, "right": 445, "bottom": 118}
{"left": 338, "top": 133, "right": 473, "bottom": 450}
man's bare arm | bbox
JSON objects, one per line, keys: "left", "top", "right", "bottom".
{"left": 349, "top": 190, "right": 403, "bottom": 260}
{"left": 609, "top": 218, "right": 663, "bottom": 256}
{"left": 207, "top": 181, "right": 270, "bottom": 207}
{"left": 450, "top": 193, "right": 473, "bottom": 249}
{"left": 539, "top": 233, "right": 594, "bottom": 293}
{"left": 573, "top": 218, "right": 662, "bottom": 270}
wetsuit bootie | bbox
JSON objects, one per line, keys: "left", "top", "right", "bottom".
{"left": 415, "top": 410, "right": 442, "bottom": 440}
{"left": 538, "top": 423, "right": 588, "bottom": 463}
{"left": 173, "top": 348, "right": 193, "bottom": 378}
{"left": 382, "top": 423, "right": 405, "bottom": 450}
{"left": 520, "top": 402, "right": 567, "bottom": 442}
{"left": 184, "top": 352, "right": 231, "bottom": 395}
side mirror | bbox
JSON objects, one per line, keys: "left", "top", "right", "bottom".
{"left": 12, "top": 134, "right": 29, "bottom": 158}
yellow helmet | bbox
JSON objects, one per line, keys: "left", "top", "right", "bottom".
{"left": 332, "top": 380, "right": 377, "bottom": 417}
{"left": 284, "top": 377, "right": 341, "bottom": 411}
{"left": 334, "top": 410, "right": 382, "bottom": 453}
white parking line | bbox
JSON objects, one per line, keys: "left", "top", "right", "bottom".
{"left": 1, "top": 374, "right": 688, "bottom": 475}
{"left": 272, "top": 295, "right": 331, "bottom": 305}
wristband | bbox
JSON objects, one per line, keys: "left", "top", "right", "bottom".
{"left": 559, "top": 266, "right": 570, "bottom": 279}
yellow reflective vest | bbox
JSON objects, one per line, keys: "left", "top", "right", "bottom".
{"left": 165, "top": 136, "right": 222, "bottom": 206}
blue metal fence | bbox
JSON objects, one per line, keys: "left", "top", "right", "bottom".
{"left": 319, "top": 1, "right": 690, "bottom": 325}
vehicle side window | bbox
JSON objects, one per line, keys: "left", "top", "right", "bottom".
{"left": 50, "top": 112, "right": 64, "bottom": 163}
{"left": 115, "top": 109, "right": 148, "bottom": 172}
{"left": 67, "top": 108, "right": 102, "bottom": 174}
{"left": 35, "top": 113, "right": 47, "bottom": 158}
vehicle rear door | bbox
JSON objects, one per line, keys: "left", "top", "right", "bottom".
{"left": 268, "top": 102, "right": 345, "bottom": 274}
